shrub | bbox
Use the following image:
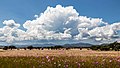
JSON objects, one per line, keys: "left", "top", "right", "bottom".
{"left": 9, "top": 46, "right": 16, "bottom": 50}
{"left": 3, "top": 46, "right": 8, "bottom": 50}
{"left": 100, "top": 46, "right": 110, "bottom": 51}
{"left": 27, "top": 46, "right": 33, "bottom": 50}
{"left": 90, "top": 45, "right": 100, "bottom": 50}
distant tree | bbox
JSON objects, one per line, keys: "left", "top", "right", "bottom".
{"left": 90, "top": 45, "right": 100, "bottom": 50}
{"left": 41, "top": 47, "right": 44, "bottom": 50}
{"left": 17, "top": 48, "right": 20, "bottom": 50}
{"left": 3, "top": 46, "right": 8, "bottom": 50}
{"left": 87, "top": 48, "right": 90, "bottom": 50}
{"left": 47, "top": 47, "right": 50, "bottom": 50}
{"left": 114, "top": 44, "right": 120, "bottom": 51}
{"left": 27, "top": 46, "right": 33, "bottom": 50}
{"left": 108, "top": 41, "right": 120, "bottom": 51}
{"left": 66, "top": 47, "right": 70, "bottom": 50}
{"left": 80, "top": 47, "right": 82, "bottom": 50}
{"left": 9, "top": 46, "right": 16, "bottom": 50}
{"left": 100, "top": 45, "right": 110, "bottom": 51}
{"left": 24, "top": 48, "right": 26, "bottom": 50}
{"left": 37, "top": 47, "right": 41, "bottom": 50}
{"left": 50, "top": 46, "right": 54, "bottom": 50}
{"left": 90, "top": 41, "right": 120, "bottom": 51}
{"left": 53, "top": 45, "right": 63, "bottom": 50}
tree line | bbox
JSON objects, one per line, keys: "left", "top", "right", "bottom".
{"left": 1, "top": 45, "right": 83, "bottom": 50}
{"left": 1, "top": 41, "right": 120, "bottom": 51}
{"left": 90, "top": 41, "right": 120, "bottom": 51}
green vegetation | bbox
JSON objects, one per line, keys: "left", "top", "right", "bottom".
{"left": 1, "top": 41, "right": 120, "bottom": 51}
{"left": 27, "top": 45, "right": 33, "bottom": 50}
{"left": 90, "top": 41, "right": 120, "bottom": 51}
{"left": 0, "top": 56, "right": 119, "bottom": 68}
{"left": 3, "top": 46, "right": 16, "bottom": 50}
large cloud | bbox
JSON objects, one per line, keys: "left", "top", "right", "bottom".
{"left": 0, "top": 5, "right": 120, "bottom": 44}
{"left": 0, "top": 20, "right": 19, "bottom": 42}
{"left": 23, "top": 5, "right": 107, "bottom": 40}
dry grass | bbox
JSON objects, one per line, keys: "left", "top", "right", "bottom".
{"left": 0, "top": 49, "right": 120, "bottom": 57}
{"left": 0, "top": 49, "right": 120, "bottom": 68}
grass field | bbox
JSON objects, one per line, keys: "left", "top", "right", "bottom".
{"left": 0, "top": 49, "right": 120, "bottom": 68}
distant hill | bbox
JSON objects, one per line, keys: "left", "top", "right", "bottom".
{"left": 63, "top": 42, "right": 92, "bottom": 47}
{"left": 12, "top": 43, "right": 55, "bottom": 47}
{"left": 1, "top": 41, "right": 93, "bottom": 48}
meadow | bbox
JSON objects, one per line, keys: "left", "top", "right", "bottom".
{"left": 0, "top": 49, "right": 120, "bottom": 68}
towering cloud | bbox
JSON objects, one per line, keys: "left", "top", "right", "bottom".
{"left": 0, "top": 5, "right": 120, "bottom": 44}
{"left": 0, "top": 20, "right": 22, "bottom": 43}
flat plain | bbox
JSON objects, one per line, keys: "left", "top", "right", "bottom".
{"left": 0, "top": 49, "right": 120, "bottom": 57}
{"left": 0, "top": 49, "right": 120, "bottom": 68}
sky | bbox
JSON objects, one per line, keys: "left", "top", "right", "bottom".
{"left": 0, "top": 0, "right": 120, "bottom": 45}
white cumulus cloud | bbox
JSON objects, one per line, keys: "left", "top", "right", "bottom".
{"left": 0, "top": 5, "right": 120, "bottom": 44}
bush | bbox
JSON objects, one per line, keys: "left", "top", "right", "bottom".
{"left": 100, "top": 46, "right": 110, "bottom": 51}
{"left": 3, "top": 46, "right": 8, "bottom": 50}
{"left": 9, "top": 46, "right": 16, "bottom": 50}
{"left": 27, "top": 46, "right": 33, "bottom": 50}
{"left": 90, "top": 45, "right": 100, "bottom": 50}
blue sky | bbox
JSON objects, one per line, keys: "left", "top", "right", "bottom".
{"left": 0, "top": 0, "right": 120, "bottom": 27}
{"left": 0, "top": 0, "right": 120, "bottom": 45}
